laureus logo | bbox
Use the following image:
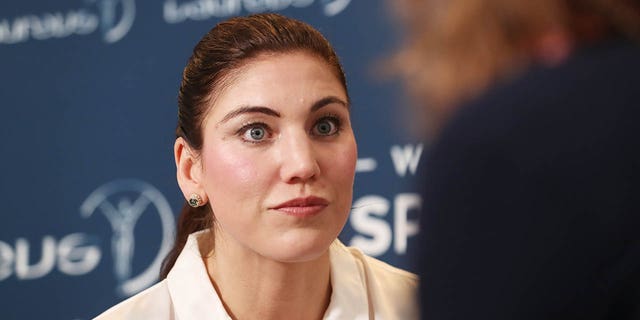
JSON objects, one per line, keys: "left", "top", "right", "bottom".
{"left": 321, "top": 0, "right": 351, "bottom": 16}
{"left": 80, "top": 179, "right": 175, "bottom": 296}
{"left": 0, "top": 0, "right": 135, "bottom": 44}
{"left": 93, "top": 0, "right": 136, "bottom": 43}
{"left": 163, "top": 0, "right": 352, "bottom": 24}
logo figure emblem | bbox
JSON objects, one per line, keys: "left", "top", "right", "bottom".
{"left": 81, "top": 179, "right": 175, "bottom": 296}
{"left": 322, "top": 0, "right": 351, "bottom": 16}
{"left": 93, "top": 0, "right": 136, "bottom": 43}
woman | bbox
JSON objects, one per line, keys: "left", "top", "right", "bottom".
{"left": 391, "top": 1, "right": 640, "bottom": 319}
{"left": 95, "top": 13, "right": 418, "bottom": 320}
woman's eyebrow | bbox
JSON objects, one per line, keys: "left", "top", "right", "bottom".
{"left": 218, "top": 96, "right": 348, "bottom": 125}
{"left": 218, "top": 106, "right": 280, "bottom": 125}
{"left": 311, "top": 96, "right": 349, "bottom": 112}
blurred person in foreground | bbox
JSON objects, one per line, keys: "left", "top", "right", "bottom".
{"left": 391, "top": 0, "right": 640, "bottom": 319}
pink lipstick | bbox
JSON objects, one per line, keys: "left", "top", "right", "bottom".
{"left": 271, "top": 196, "right": 329, "bottom": 217}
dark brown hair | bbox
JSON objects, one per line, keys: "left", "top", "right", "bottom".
{"left": 160, "top": 13, "right": 348, "bottom": 279}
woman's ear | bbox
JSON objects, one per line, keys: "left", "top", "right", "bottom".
{"left": 174, "top": 137, "right": 208, "bottom": 204}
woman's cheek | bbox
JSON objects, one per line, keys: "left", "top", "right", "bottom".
{"left": 337, "top": 139, "right": 357, "bottom": 173}
{"left": 205, "top": 147, "right": 261, "bottom": 185}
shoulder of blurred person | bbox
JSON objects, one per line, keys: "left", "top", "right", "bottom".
{"left": 418, "top": 37, "right": 640, "bottom": 319}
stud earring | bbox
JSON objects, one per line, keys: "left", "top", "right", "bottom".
{"left": 188, "top": 193, "right": 203, "bottom": 207}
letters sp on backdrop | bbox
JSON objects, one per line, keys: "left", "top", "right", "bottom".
{"left": 0, "top": 1, "right": 421, "bottom": 319}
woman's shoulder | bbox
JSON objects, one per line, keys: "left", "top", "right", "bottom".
{"left": 330, "top": 241, "right": 419, "bottom": 319}
{"left": 93, "top": 280, "right": 174, "bottom": 320}
{"left": 333, "top": 240, "right": 418, "bottom": 284}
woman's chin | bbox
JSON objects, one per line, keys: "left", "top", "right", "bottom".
{"left": 262, "top": 232, "right": 334, "bottom": 263}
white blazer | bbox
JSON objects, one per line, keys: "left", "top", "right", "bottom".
{"left": 94, "top": 231, "right": 418, "bottom": 319}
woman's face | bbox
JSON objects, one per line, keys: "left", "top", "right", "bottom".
{"left": 199, "top": 52, "right": 356, "bottom": 262}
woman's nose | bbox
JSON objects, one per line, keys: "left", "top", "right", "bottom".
{"left": 279, "top": 134, "right": 320, "bottom": 183}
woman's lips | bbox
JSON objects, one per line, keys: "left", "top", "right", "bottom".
{"left": 271, "top": 196, "right": 329, "bottom": 217}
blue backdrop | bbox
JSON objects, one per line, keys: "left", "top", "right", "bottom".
{"left": 0, "top": 1, "right": 423, "bottom": 318}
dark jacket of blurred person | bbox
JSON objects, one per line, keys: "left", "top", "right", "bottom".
{"left": 392, "top": 1, "right": 640, "bottom": 319}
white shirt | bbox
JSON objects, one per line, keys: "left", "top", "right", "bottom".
{"left": 94, "top": 231, "right": 418, "bottom": 319}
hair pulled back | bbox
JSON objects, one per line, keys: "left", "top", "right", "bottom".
{"left": 160, "top": 13, "right": 347, "bottom": 279}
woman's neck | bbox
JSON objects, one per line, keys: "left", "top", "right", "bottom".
{"left": 202, "top": 230, "right": 332, "bottom": 320}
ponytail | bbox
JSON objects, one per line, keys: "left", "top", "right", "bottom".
{"left": 159, "top": 202, "right": 213, "bottom": 279}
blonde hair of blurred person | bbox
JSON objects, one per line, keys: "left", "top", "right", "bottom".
{"left": 391, "top": 0, "right": 640, "bottom": 136}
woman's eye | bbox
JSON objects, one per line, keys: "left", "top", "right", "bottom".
{"left": 240, "top": 124, "right": 269, "bottom": 142}
{"left": 313, "top": 117, "right": 340, "bottom": 136}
